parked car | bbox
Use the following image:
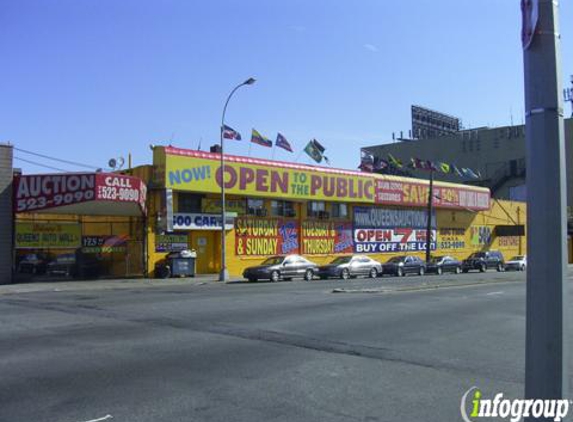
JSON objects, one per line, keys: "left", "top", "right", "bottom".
{"left": 426, "top": 256, "right": 463, "bottom": 275}
{"left": 317, "top": 255, "right": 383, "bottom": 280}
{"left": 47, "top": 251, "right": 102, "bottom": 278}
{"left": 382, "top": 255, "right": 426, "bottom": 277}
{"left": 504, "top": 255, "right": 527, "bottom": 271}
{"left": 17, "top": 253, "right": 50, "bottom": 274}
{"left": 243, "top": 255, "right": 318, "bottom": 282}
{"left": 46, "top": 253, "right": 77, "bottom": 277}
{"left": 462, "top": 251, "right": 505, "bottom": 273}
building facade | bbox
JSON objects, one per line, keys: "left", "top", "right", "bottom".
{"left": 144, "top": 146, "right": 526, "bottom": 277}
{"left": 362, "top": 118, "right": 573, "bottom": 204}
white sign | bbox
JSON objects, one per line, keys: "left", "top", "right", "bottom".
{"left": 172, "top": 213, "right": 233, "bottom": 231}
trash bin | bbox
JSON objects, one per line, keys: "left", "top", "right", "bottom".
{"left": 155, "top": 249, "right": 197, "bottom": 278}
{"left": 166, "top": 249, "right": 197, "bottom": 278}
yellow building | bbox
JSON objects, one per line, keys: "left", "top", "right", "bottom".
{"left": 145, "top": 146, "right": 526, "bottom": 277}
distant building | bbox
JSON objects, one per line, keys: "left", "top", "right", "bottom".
{"left": 362, "top": 118, "right": 573, "bottom": 205}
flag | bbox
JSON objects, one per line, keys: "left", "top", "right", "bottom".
{"left": 360, "top": 151, "right": 374, "bottom": 171}
{"left": 388, "top": 153, "right": 402, "bottom": 168}
{"left": 251, "top": 129, "right": 272, "bottom": 148}
{"left": 275, "top": 133, "right": 293, "bottom": 152}
{"left": 450, "top": 164, "right": 463, "bottom": 177}
{"left": 461, "top": 167, "right": 480, "bottom": 179}
{"left": 222, "top": 125, "right": 241, "bottom": 140}
{"left": 374, "top": 158, "right": 389, "bottom": 171}
{"left": 438, "top": 162, "right": 450, "bottom": 173}
{"left": 411, "top": 157, "right": 427, "bottom": 170}
{"left": 304, "top": 139, "right": 325, "bottom": 163}
{"left": 426, "top": 160, "right": 438, "bottom": 171}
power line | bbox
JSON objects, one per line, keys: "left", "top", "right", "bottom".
{"left": 14, "top": 156, "right": 70, "bottom": 172}
{"left": 14, "top": 147, "right": 99, "bottom": 170}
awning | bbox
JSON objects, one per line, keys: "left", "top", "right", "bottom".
{"left": 14, "top": 172, "right": 147, "bottom": 216}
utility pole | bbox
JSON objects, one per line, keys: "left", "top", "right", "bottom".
{"left": 522, "top": 0, "right": 569, "bottom": 413}
{"left": 425, "top": 169, "right": 434, "bottom": 264}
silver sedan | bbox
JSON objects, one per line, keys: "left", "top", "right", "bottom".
{"left": 317, "top": 255, "right": 383, "bottom": 280}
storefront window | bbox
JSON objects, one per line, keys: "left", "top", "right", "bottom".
{"left": 307, "top": 201, "right": 326, "bottom": 218}
{"left": 331, "top": 203, "right": 348, "bottom": 219}
{"left": 179, "top": 193, "right": 203, "bottom": 213}
{"left": 247, "top": 198, "right": 266, "bottom": 216}
{"left": 271, "top": 200, "right": 296, "bottom": 218}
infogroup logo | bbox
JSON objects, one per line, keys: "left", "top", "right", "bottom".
{"left": 460, "top": 387, "right": 571, "bottom": 422}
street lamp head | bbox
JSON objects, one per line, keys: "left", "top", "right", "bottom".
{"left": 243, "top": 77, "right": 256, "bottom": 86}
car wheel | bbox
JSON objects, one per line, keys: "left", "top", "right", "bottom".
{"left": 521, "top": 265, "right": 526, "bottom": 271}
{"left": 160, "top": 266, "right": 171, "bottom": 279}
{"left": 479, "top": 264, "right": 486, "bottom": 272}
{"left": 396, "top": 267, "right": 404, "bottom": 277}
{"left": 304, "top": 269, "right": 314, "bottom": 281}
{"left": 437, "top": 267, "right": 443, "bottom": 275}
{"left": 369, "top": 268, "right": 378, "bottom": 278}
{"left": 341, "top": 269, "right": 350, "bottom": 280}
{"left": 418, "top": 267, "right": 425, "bottom": 276}
{"left": 455, "top": 266, "right": 462, "bottom": 274}
{"left": 496, "top": 263, "right": 503, "bottom": 272}
{"left": 270, "top": 271, "right": 280, "bottom": 282}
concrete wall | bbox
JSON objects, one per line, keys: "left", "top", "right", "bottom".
{"left": 0, "top": 144, "right": 13, "bottom": 284}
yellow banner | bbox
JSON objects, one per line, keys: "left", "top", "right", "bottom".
{"left": 165, "top": 154, "right": 375, "bottom": 203}
{"left": 202, "top": 198, "right": 246, "bottom": 214}
{"left": 15, "top": 222, "right": 81, "bottom": 249}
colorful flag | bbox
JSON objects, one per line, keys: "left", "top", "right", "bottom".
{"left": 304, "top": 139, "right": 324, "bottom": 163}
{"left": 461, "top": 167, "right": 480, "bottom": 179}
{"left": 450, "top": 164, "right": 463, "bottom": 177}
{"left": 222, "top": 125, "right": 242, "bottom": 140}
{"left": 426, "top": 160, "right": 438, "bottom": 171}
{"left": 388, "top": 153, "right": 402, "bottom": 168}
{"left": 374, "top": 158, "right": 389, "bottom": 170}
{"left": 251, "top": 129, "right": 272, "bottom": 148}
{"left": 275, "top": 133, "right": 293, "bottom": 152}
{"left": 438, "top": 162, "right": 451, "bottom": 173}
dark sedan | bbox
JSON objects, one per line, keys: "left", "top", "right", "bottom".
{"left": 426, "top": 255, "right": 462, "bottom": 275}
{"left": 382, "top": 255, "right": 426, "bottom": 277}
{"left": 317, "top": 255, "right": 383, "bottom": 280}
{"left": 243, "top": 255, "right": 318, "bottom": 282}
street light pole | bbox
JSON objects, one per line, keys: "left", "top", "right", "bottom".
{"left": 425, "top": 169, "right": 434, "bottom": 264}
{"left": 219, "top": 77, "right": 256, "bottom": 282}
{"left": 522, "top": 0, "right": 568, "bottom": 412}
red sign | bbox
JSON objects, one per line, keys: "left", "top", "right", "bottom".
{"left": 301, "top": 221, "right": 354, "bottom": 255}
{"left": 14, "top": 173, "right": 147, "bottom": 214}
{"left": 235, "top": 217, "right": 299, "bottom": 256}
{"left": 375, "top": 179, "right": 490, "bottom": 211}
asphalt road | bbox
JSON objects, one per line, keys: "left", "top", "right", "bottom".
{"left": 1, "top": 271, "right": 571, "bottom": 422}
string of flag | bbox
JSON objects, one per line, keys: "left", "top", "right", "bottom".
{"left": 359, "top": 151, "right": 482, "bottom": 179}
{"left": 220, "top": 125, "right": 330, "bottom": 164}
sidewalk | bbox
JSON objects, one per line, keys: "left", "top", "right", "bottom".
{"left": 0, "top": 274, "right": 244, "bottom": 295}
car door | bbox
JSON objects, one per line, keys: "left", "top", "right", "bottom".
{"left": 442, "top": 257, "right": 453, "bottom": 272}
{"left": 293, "top": 257, "right": 309, "bottom": 278}
{"left": 355, "top": 257, "right": 370, "bottom": 276}
{"left": 282, "top": 258, "right": 296, "bottom": 277}
{"left": 404, "top": 257, "right": 414, "bottom": 274}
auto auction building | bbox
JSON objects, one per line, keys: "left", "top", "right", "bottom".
{"left": 145, "top": 146, "right": 526, "bottom": 277}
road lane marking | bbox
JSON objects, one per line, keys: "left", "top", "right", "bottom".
{"left": 78, "top": 415, "right": 113, "bottom": 422}
{"left": 486, "top": 291, "right": 505, "bottom": 296}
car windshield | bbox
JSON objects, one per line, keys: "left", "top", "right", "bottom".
{"left": 330, "top": 256, "right": 352, "bottom": 264}
{"left": 388, "top": 256, "right": 406, "bottom": 263}
{"left": 510, "top": 256, "right": 525, "bottom": 261}
{"left": 431, "top": 256, "right": 445, "bottom": 263}
{"left": 261, "top": 256, "right": 285, "bottom": 265}
{"left": 56, "top": 254, "right": 75, "bottom": 263}
{"left": 469, "top": 252, "right": 486, "bottom": 259}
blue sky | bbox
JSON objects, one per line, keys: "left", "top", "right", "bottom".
{"left": 1, "top": 0, "right": 572, "bottom": 174}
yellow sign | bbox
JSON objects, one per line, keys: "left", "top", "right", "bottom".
{"left": 15, "top": 222, "right": 81, "bottom": 249}
{"left": 164, "top": 153, "right": 375, "bottom": 203}
{"left": 202, "top": 198, "right": 246, "bottom": 214}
